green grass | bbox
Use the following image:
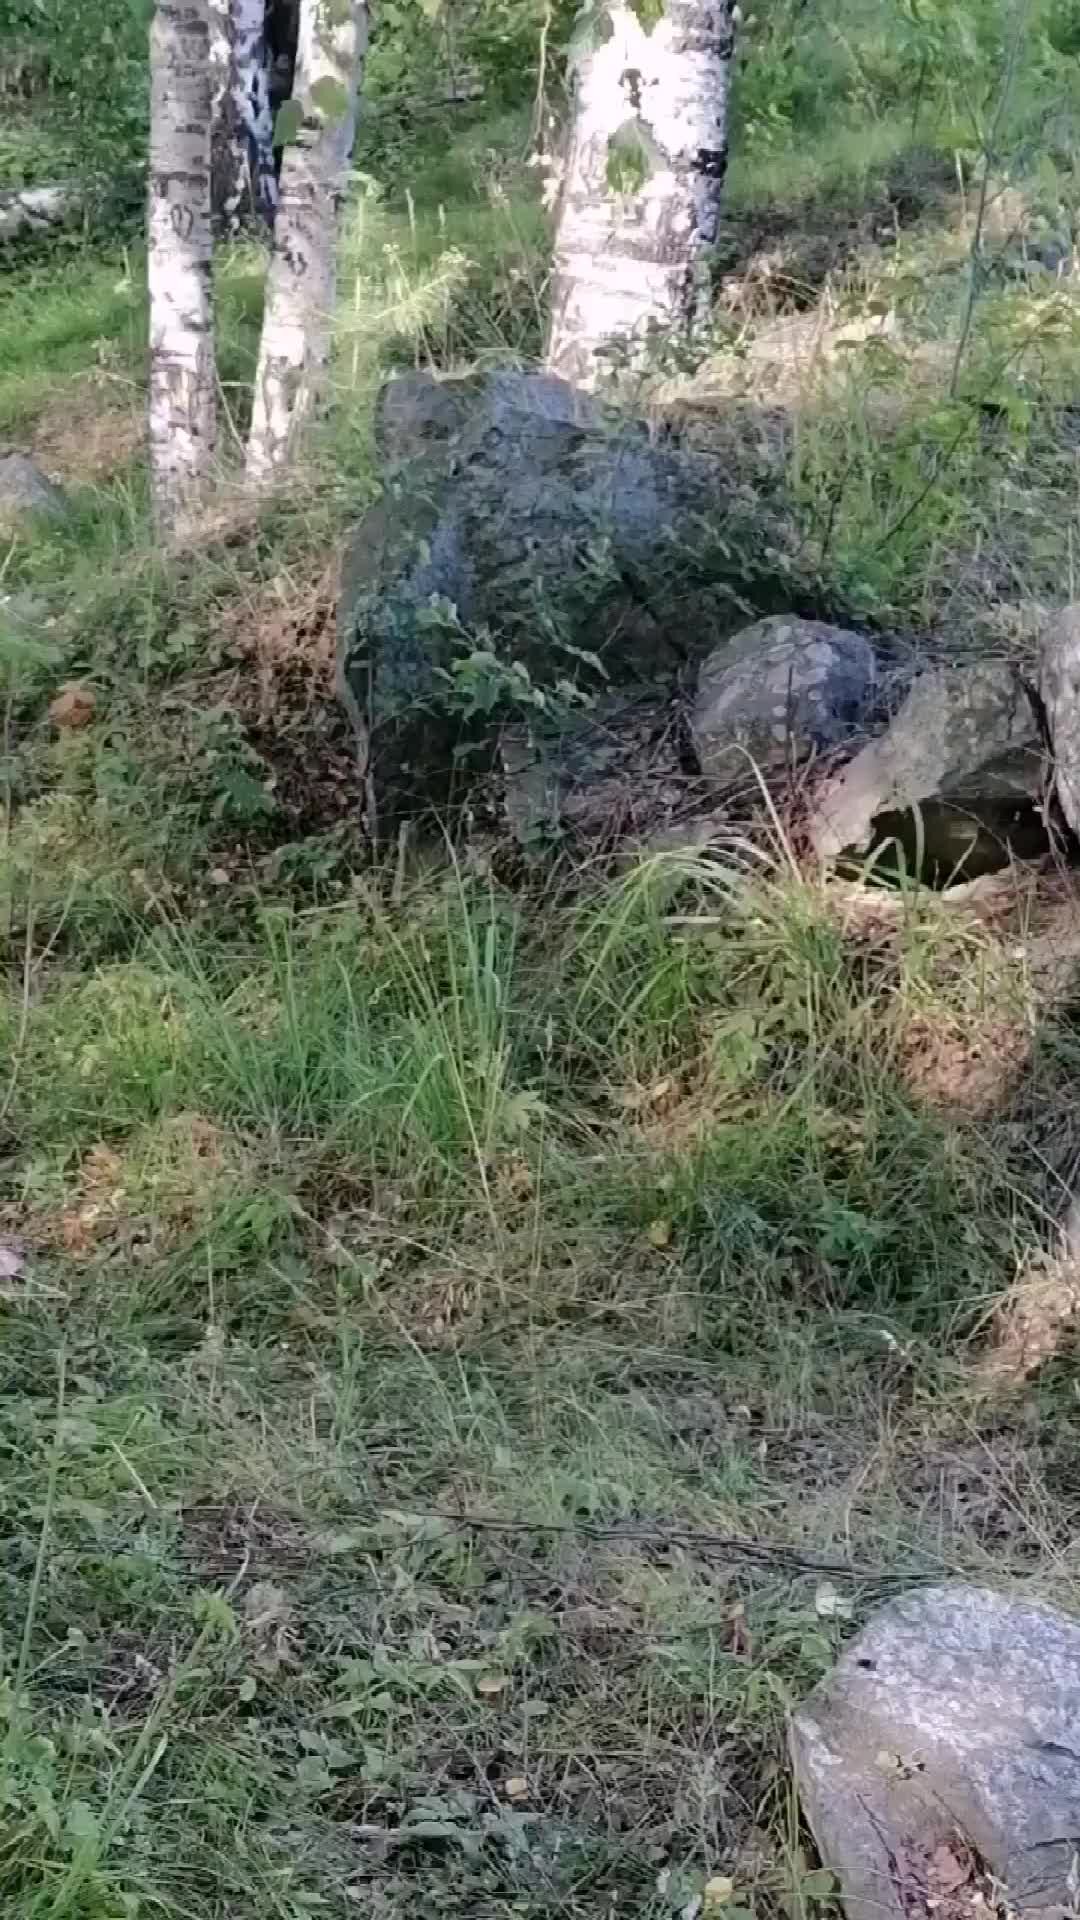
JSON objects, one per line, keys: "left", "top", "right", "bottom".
{"left": 5, "top": 16, "right": 1080, "bottom": 1917}
{"left": 0, "top": 98, "right": 73, "bottom": 190}
{"left": 1, "top": 845, "right": 1072, "bottom": 1918}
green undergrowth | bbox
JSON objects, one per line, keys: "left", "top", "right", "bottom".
{"left": 3, "top": 845, "right": 1080, "bottom": 1918}
{"left": 6, "top": 12, "right": 1080, "bottom": 1914}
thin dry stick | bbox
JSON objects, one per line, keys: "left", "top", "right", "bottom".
{"left": 531, "top": 0, "right": 553, "bottom": 150}
{"left": 416, "top": 1507, "right": 931, "bottom": 1585}
{"left": 950, "top": 0, "right": 1030, "bottom": 398}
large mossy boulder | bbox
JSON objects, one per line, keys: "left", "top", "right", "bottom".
{"left": 337, "top": 371, "right": 785, "bottom": 828}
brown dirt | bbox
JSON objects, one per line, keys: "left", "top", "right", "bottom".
{"left": 976, "top": 1253, "right": 1080, "bottom": 1388}
{"left": 31, "top": 1113, "right": 248, "bottom": 1262}
{"left": 892, "top": 1832, "right": 1013, "bottom": 1920}
{"left": 211, "top": 555, "right": 364, "bottom": 841}
{"left": 179, "top": 1498, "right": 317, "bottom": 1584}
{"left": 30, "top": 377, "right": 142, "bottom": 486}
{"left": 897, "top": 1009, "right": 1032, "bottom": 1120}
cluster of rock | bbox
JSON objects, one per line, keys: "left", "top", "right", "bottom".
{"left": 337, "top": 369, "right": 1080, "bottom": 872}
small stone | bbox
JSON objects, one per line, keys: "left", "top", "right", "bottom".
{"left": 1039, "top": 604, "right": 1080, "bottom": 833}
{"left": 476, "top": 1671, "right": 510, "bottom": 1697}
{"left": 504, "top": 1775, "right": 529, "bottom": 1801}
{"left": 0, "top": 452, "right": 69, "bottom": 522}
{"left": 691, "top": 616, "right": 877, "bottom": 787}
{"left": 808, "top": 661, "right": 1042, "bottom": 861}
{"left": 791, "top": 1584, "right": 1080, "bottom": 1920}
{"left": 49, "top": 682, "right": 97, "bottom": 729}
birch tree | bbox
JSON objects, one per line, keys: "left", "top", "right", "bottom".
{"left": 546, "top": 0, "right": 736, "bottom": 387}
{"left": 209, "top": 0, "right": 278, "bottom": 231}
{"left": 148, "top": 0, "right": 217, "bottom": 530}
{"left": 245, "top": 0, "right": 368, "bottom": 486}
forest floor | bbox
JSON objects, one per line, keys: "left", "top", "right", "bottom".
{"left": 5, "top": 21, "right": 1080, "bottom": 1918}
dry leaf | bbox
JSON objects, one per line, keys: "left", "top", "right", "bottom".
{"left": 929, "top": 1844, "right": 968, "bottom": 1893}
{"left": 475, "top": 1671, "right": 509, "bottom": 1697}
{"left": 648, "top": 1218, "right": 672, "bottom": 1249}
{"left": 504, "top": 1775, "right": 529, "bottom": 1801}
{"left": 49, "top": 682, "right": 97, "bottom": 729}
{"left": 814, "top": 1580, "right": 853, "bottom": 1619}
{"left": 728, "top": 1603, "right": 752, "bottom": 1660}
{"left": 243, "top": 1581, "right": 292, "bottom": 1632}
{"left": 703, "top": 1876, "right": 736, "bottom": 1912}
{"left": 0, "top": 1241, "right": 25, "bottom": 1282}
{"left": 875, "top": 1747, "right": 924, "bottom": 1780}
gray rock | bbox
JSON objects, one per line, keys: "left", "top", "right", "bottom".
{"left": 691, "top": 616, "right": 877, "bottom": 786}
{"left": 0, "top": 183, "right": 80, "bottom": 245}
{"left": 376, "top": 370, "right": 477, "bottom": 466}
{"left": 1040, "top": 605, "right": 1080, "bottom": 834}
{"left": 791, "top": 1584, "right": 1080, "bottom": 1920}
{"left": 0, "top": 453, "right": 68, "bottom": 523}
{"left": 808, "top": 661, "right": 1042, "bottom": 861}
{"left": 337, "top": 370, "right": 745, "bottom": 825}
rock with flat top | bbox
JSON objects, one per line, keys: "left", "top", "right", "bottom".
{"left": 691, "top": 616, "right": 877, "bottom": 786}
{"left": 791, "top": 1583, "right": 1080, "bottom": 1920}
{"left": 0, "top": 453, "right": 68, "bottom": 523}
{"left": 1040, "top": 605, "right": 1080, "bottom": 834}
{"left": 338, "top": 370, "right": 754, "bottom": 825}
{"left": 808, "top": 661, "right": 1042, "bottom": 860}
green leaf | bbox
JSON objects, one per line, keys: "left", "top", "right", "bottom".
{"left": 32, "top": 1779, "right": 60, "bottom": 1843}
{"left": 296, "top": 1755, "right": 335, "bottom": 1793}
{"left": 567, "top": 0, "right": 614, "bottom": 61}
{"left": 309, "top": 76, "right": 351, "bottom": 121}
{"left": 193, "top": 1589, "right": 239, "bottom": 1637}
{"left": 803, "top": 1871, "right": 839, "bottom": 1900}
{"left": 65, "top": 1800, "right": 101, "bottom": 1849}
{"left": 628, "top": 0, "right": 665, "bottom": 28}
{"left": 273, "top": 99, "right": 304, "bottom": 148}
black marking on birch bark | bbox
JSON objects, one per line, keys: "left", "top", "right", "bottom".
{"left": 171, "top": 203, "right": 195, "bottom": 239}
{"left": 695, "top": 147, "right": 727, "bottom": 180}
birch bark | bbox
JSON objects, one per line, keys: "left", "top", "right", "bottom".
{"left": 546, "top": 0, "right": 736, "bottom": 387}
{"left": 245, "top": 0, "right": 368, "bottom": 485}
{"left": 148, "top": 0, "right": 217, "bottom": 529}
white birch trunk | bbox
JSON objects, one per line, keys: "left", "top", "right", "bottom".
{"left": 546, "top": 0, "right": 735, "bottom": 388}
{"left": 148, "top": 0, "right": 217, "bottom": 531}
{"left": 209, "top": 0, "right": 277, "bottom": 230}
{"left": 245, "top": 0, "right": 368, "bottom": 486}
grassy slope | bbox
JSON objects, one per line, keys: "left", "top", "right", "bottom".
{"left": 4, "top": 12, "right": 1080, "bottom": 1917}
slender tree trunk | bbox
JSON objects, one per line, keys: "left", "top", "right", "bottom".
{"left": 546, "top": 0, "right": 736, "bottom": 388}
{"left": 209, "top": 0, "right": 277, "bottom": 231}
{"left": 245, "top": 0, "right": 368, "bottom": 486}
{"left": 148, "top": 0, "right": 217, "bottom": 531}
{"left": 208, "top": 0, "right": 233, "bottom": 216}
